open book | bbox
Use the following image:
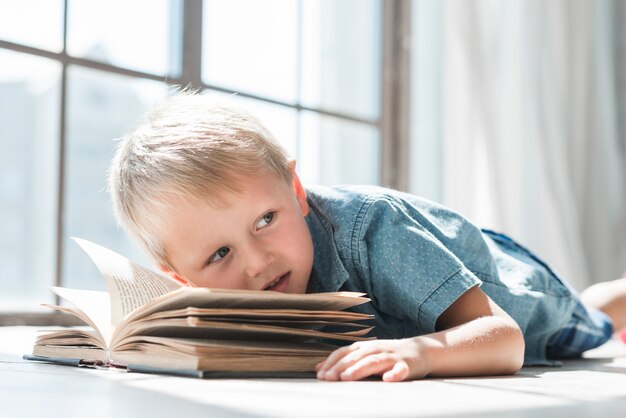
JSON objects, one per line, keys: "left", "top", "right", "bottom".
{"left": 27, "top": 238, "right": 374, "bottom": 377}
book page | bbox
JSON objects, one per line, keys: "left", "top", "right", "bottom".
{"left": 119, "top": 317, "right": 373, "bottom": 346}
{"left": 50, "top": 287, "right": 113, "bottom": 345}
{"left": 143, "top": 307, "right": 373, "bottom": 322}
{"left": 73, "top": 238, "right": 181, "bottom": 325}
{"left": 124, "top": 287, "right": 370, "bottom": 324}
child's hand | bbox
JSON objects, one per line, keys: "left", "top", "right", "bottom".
{"left": 315, "top": 338, "right": 430, "bottom": 382}
{"left": 316, "top": 286, "right": 526, "bottom": 382}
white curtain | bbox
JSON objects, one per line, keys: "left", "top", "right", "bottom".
{"left": 434, "top": 0, "right": 626, "bottom": 290}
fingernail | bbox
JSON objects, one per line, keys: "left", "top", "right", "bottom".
{"left": 340, "top": 370, "right": 352, "bottom": 380}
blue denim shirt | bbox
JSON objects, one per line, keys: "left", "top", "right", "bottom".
{"left": 304, "top": 185, "right": 579, "bottom": 366}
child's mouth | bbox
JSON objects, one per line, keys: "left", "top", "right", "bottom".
{"left": 263, "top": 272, "right": 290, "bottom": 292}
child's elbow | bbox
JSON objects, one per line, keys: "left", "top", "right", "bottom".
{"left": 502, "top": 321, "right": 525, "bottom": 374}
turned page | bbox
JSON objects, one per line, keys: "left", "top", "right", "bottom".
{"left": 73, "top": 238, "right": 181, "bottom": 325}
{"left": 49, "top": 287, "right": 113, "bottom": 344}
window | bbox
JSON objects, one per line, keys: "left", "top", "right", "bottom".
{"left": 0, "top": 0, "right": 407, "bottom": 322}
{"left": 201, "top": 0, "right": 382, "bottom": 185}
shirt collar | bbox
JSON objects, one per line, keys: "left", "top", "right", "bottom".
{"left": 304, "top": 197, "right": 350, "bottom": 294}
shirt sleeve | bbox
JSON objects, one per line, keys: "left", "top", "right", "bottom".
{"left": 351, "top": 194, "right": 482, "bottom": 334}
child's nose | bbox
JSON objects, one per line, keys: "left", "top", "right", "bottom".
{"left": 243, "top": 241, "right": 273, "bottom": 281}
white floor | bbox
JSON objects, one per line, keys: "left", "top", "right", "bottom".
{"left": 2, "top": 326, "right": 626, "bottom": 418}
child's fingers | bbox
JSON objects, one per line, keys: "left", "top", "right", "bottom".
{"left": 322, "top": 346, "right": 377, "bottom": 380}
{"left": 316, "top": 340, "right": 419, "bottom": 381}
{"left": 316, "top": 343, "right": 362, "bottom": 375}
{"left": 337, "top": 354, "right": 398, "bottom": 381}
{"left": 381, "top": 361, "right": 410, "bottom": 382}
{"left": 320, "top": 342, "right": 401, "bottom": 380}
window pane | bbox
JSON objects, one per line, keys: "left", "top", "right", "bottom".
{"left": 0, "top": 51, "right": 61, "bottom": 309}
{"left": 64, "top": 67, "right": 168, "bottom": 290}
{"left": 0, "top": 0, "right": 64, "bottom": 52}
{"left": 203, "top": 91, "right": 298, "bottom": 159}
{"left": 301, "top": 0, "right": 381, "bottom": 120}
{"left": 203, "top": 0, "right": 298, "bottom": 103}
{"left": 409, "top": 0, "right": 442, "bottom": 201}
{"left": 299, "top": 112, "right": 379, "bottom": 185}
{"left": 67, "top": 0, "right": 182, "bottom": 76}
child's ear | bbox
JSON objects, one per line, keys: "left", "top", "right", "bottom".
{"left": 157, "top": 264, "right": 192, "bottom": 286}
{"left": 288, "top": 160, "right": 309, "bottom": 216}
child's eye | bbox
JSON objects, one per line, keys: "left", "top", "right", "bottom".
{"left": 256, "top": 212, "right": 274, "bottom": 229}
{"left": 208, "top": 247, "right": 230, "bottom": 264}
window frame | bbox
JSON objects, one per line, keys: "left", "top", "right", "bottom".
{"left": 0, "top": 0, "right": 410, "bottom": 324}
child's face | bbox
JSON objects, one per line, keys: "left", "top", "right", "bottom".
{"left": 158, "top": 165, "right": 314, "bottom": 294}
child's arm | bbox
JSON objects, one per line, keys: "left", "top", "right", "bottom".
{"left": 315, "top": 286, "right": 525, "bottom": 382}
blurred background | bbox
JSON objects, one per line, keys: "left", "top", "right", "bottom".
{"left": 0, "top": 0, "right": 624, "bottom": 322}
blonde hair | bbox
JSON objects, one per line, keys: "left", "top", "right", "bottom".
{"left": 108, "top": 91, "right": 292, "bottom": 264}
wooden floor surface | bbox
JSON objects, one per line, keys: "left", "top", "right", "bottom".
{"left": 2, "top": 326, "right": 626, "bottom": 418}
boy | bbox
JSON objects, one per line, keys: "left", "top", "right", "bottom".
{"left": 108, "top": 92, "right": 626, "bottom": 382}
